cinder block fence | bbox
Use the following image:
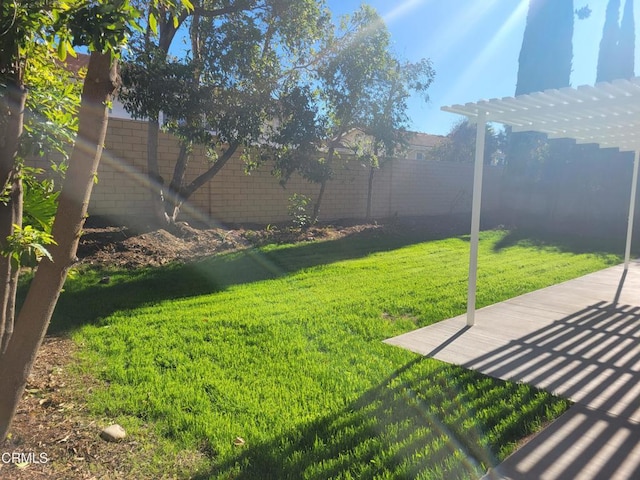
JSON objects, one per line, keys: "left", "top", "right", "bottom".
{"left": 68, "top": 119, "right": 506, "bottom": 226}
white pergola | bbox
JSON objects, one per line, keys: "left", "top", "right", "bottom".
{"left": 442, "top": 77, "right": 640, "bottom": 326}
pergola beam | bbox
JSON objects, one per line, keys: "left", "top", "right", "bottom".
{"left": 442, "top": 78, "right": 640, "bottom": 154}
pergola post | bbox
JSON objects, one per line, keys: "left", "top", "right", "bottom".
{"left": 467, "top": 112, "right": 487, "bottom": 326}
{"left": 624, "top": 150, "right": 640, "bottom": 270}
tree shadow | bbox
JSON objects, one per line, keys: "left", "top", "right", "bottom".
{"left": 43, "top": 223, "right": 468, "bottom": 335}
{"left": 43, "top": 217, "right": 626, "bottom": 335}
{"left": 200, "top": 357, "right": 567, "bottom": 480}
{"left": 491, "top": 228, "right": 627, "bottom": 257}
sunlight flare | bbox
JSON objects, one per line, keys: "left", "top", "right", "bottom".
{"left": 441, "top": 0, "right": 529, "bottom": 107}
{"left": 381, "top": 0, "right": 429, "bottom": 25}
{"left": 428, "top": 0, "right": 504, "bottom": 65}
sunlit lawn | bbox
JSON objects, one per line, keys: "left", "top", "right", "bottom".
{"left": 53, "top": 229, "right": 621, "bottom": 479}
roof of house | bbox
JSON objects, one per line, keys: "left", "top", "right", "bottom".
{"left": 408, "top": 132, "right": 445, "bottom": 148}
{"left": 59, "top": 52, "right": 90, "bottom": 75}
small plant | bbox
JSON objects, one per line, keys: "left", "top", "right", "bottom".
{"left": 287, "top": 193, "right": 314, "bottom": 229}
{"left": 2, "top": 224, "right": 57, "bottom": 269}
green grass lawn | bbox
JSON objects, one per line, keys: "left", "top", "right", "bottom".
{"left": 54, "top": 229, "right": 621, "bottom": 479}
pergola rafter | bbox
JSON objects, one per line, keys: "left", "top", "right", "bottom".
{"left": 442, "top": 77, "right": 640, "bottom": 326}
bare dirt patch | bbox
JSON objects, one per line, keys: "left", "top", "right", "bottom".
{"left": 76, "top": 221, "right": 383, "bottom": 269}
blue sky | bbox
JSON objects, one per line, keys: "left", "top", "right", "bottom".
{"left": 326, "top": 1, "right": 638, "bottom": 135}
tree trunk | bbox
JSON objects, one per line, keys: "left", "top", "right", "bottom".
{"left": 146, "top": 118, "right": 169, "bottom": 225}
{"left": 366, "top": 166, "right": 375, "bottom": 220}
{"left": 182, "top": 142, "right": 239, "bottom": 199}
{"left": 313, "top": 179, "right": 326, "bottom": 222}
{"left": 312, "top": 145, "right": 336, "bottom": 222}
{"left": 145, "top": 11, "right": 181, "bottom": 226}
{"left": 0, "top": 77, "right": 26, "bottom": 353}
{"left": 165, "top": 141, "right": 191, "bottom": 220}
{"left": 0, "top": 82, "right": 25, "bottom": 183}
{"left": 0, "top": 51, "right": 118, "bottom": 441}
{"left": 166, "top": 142, "right": 240, "bottom": 223}
{"left": 0, "top": 174, "right": 23, "bottom": 354}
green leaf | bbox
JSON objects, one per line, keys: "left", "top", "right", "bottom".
{"left": 30, "top": 243, "right": 54, "bottom": 262}
{"left": 65, "top": 40, "right": 76, "bottom": 58}
{"left": 2, "top": 224, "right": 57, "bottom": 268}
{"left": 57, "top": 41, "right": 67, "bottom": 61}
{"left": 148, "top": 13, "right": 158, "bottom": 35}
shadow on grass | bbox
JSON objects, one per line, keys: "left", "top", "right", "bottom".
{"left": 492, "top": 228, "right": 628, "bottom": 257}
{"left": 202, "top": 357, "right": 568, "bottom": 480}
{"left": 45, "top": 221, "right": 626, "bottom": 335}
{"left": 45, "top": 225, "right": 465, "bottom": 335}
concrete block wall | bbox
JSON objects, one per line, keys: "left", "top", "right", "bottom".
{"left": 90, "top": 119, "right": 154, "bottom": 224}
{"left": 389, "top": 161, "right": 503, "bottom": 217}
{"left": 86, "top": 118, "right": 504, "bottom": 225}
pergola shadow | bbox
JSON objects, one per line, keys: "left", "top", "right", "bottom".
{"left": 462, "top": 301, "right": 640, "bottom": 413}
{"left": 385, "top": 265, "right": 640, "bottom": 478}
{"left": 472, "top": 300, "right": 640, "bottom": 479}
{"left": 485, "top": 402, "right": 640, "bottom": 479}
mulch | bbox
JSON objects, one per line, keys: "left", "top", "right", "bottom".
{"left": 0, "top": 337, "right": 135, "bottom": 480}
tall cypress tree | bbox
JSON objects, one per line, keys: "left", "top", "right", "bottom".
{"left": 516, "top": 0, "right": 574, "bottom": 95}
{"left": 597, "top": 0, "right": 635, "bottom": 82}
{"left": 597, "top": 0, "right": 622, "bottom": 82}
{"left": 617, "top": 0, "right": 635, "bottom": 79}
{"left": 510, "top": 0, "right": 576, "bottom": 221}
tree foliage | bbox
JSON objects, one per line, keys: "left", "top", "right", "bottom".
{"left": 516, "top": 0, "right": 574, "bottom": 95}
{"left": 430, "top": 120, "right": 504, "bottom": 166}
{"left": 597, "top": 0, "right": 622, "bottom": 83}
{"left": 349, "top": 57, "right": 434, "bottom": 219}
{"left": 306, "top": 5, "right": 394, "bottom": 219}
{"left": 510, "top": 0, "right": 579, "bottom": 186}
{"left": 21, "top": 45, "right": 83, "bottom": 162}
{"left": 356, "top": 57, "right": 434, "bottom": 163}
{"left": 120, "top": 2, "right": 433, "bottom": 223}
{"left": 271, "top": 5, "right": 434, "bottom": 220}
{"left": 618, "top": 0, "right": 635, "bottom": 79}
{"left": 119, "top": 0, "right": 331, "bottom": 223}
